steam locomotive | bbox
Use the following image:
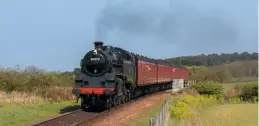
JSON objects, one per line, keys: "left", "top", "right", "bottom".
{"left": 72, "top": 41, "right": 189, "bottom": 110}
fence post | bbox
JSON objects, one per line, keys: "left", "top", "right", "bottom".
{"left": 161, "top": 106, "right": 163, "bottom": 126}
{"left": 149, "top": 99, "right": 170, "bottom": 126}
{"left": 166, "top": 101, "right": 168, "bottom": 125}
{"left": 160, "top": 110, "right": 162, "bottom": 126}
{"left": 164, "top": 101, "right": 166, "bottom": 126}
{"left": 163, "top": 104, "right": 165, "bottom": 126}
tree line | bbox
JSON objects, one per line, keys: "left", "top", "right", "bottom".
{"left": 165, "top": 52, "right": 258, "bottom": 66}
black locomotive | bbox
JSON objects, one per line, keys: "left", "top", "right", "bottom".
{"left": 73, "top": 41, "right": 136, "bottom": 109}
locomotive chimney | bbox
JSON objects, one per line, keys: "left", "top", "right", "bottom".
{"left": 94, "top": 41, "right": 103, "bottom": 50}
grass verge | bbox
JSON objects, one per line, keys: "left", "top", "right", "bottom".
{"left": 0, "top": 101, "right": 79, "bottom": 126}
{"left": 129, "top": 101, "right": 165, "bottom": 126}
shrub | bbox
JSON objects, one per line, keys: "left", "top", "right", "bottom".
{"left": 0, "top": 66, "right": 76, "bottom": 103}
{"left": 0, "top": 66, "right": 75, "bottom": 92}
{"left": 169, "top": 99, "right": 194, "bottom": 119}
{"left": 224, "top": 85, "right": 243, "bottom": 101}
{"left": 190, "top": 82, "right": 224, "bottom": 98}
{"left": 241, "top": 82, "right": 258, "bottom": 101}
{"left": 169, "top": 94, "right": 218, "bottom": 120}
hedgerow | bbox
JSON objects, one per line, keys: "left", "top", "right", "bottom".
{"left": 241, "top": 82, "right": 258, "bottom": 102}
{"left": 0, "top": 66, "right": 76, "bottom": 103}
{"left": 190, "top": 81, "right": 224, "bottom": 98}
{"left": 190, "top": 81, "right": 258, "bottom": 103}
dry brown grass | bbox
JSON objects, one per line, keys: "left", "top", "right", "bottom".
{"left": 46, "top": 87, "right": 76, "bottom": 102}
{"left": 183, "top": 88, "right": 200, "bottom": 97}
{"left": 0, "top": 87, "right": 76, "bottom": 107}
{"left": 0, "top": 91, "right": 44, "bottom": 107}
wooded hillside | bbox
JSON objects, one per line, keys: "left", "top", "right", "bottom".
{"left": 186, "top": 60, "right": 258, "bottom": 83}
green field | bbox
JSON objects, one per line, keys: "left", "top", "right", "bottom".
{"left": 169, "top": 103, "right": 258, "bottom": 126}
{"left": 0, "top": 101, "right": 79, "bottom": 126}
{"left": 197, "top": 103, "right": 258, "bottom": 126}
{"left": 170, "top": 103, "right": 258, "bottom": 126}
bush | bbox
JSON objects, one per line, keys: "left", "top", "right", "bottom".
{"left": 169, "top": 99, "right": 194, "bottom": 119}
{"left": 190, "top": 82, "right": 224, "bottom": 98}
{"left": 0, "top": 66, "right": 75, "bottom": 92}
{"left": 0, "top": 66, "right": 76, "bottom": 103}
{"left": 168, "top": 94, "right": 218, "bottom": 120}
{"left": 224, "top": 85, "right": 243, "bottom": 101}
{"left": 241, "top": 82, "right": 258, "bottom": 102}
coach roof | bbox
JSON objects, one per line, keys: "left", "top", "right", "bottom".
{"left": 155, "top": 59, "right": 171, "bottom": 66}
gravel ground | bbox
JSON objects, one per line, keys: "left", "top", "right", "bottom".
{"left": 87, "top": 91, "right": 172, "bottom": 126}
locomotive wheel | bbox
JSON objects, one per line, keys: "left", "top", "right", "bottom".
{"left": 121, "top": 94, "right": 126, "bottom": 104}
{"left": 125, "top": 90, "right": 130, "bottom": 102}
{"left": 80, "top": 96, "right": 87, "bottom": 111}
{"left": 113, "top": 96, "right": 119, "bottom": 106}
{"left": 128, "top": 90, "right": 131, "bottom": 101}
{"left": 106, "top": 96, "right": 112, "bottom": 109}
{"left": 121, "top": 84, "right": 127, "bottom": 104}
{"left": 115, "top": 77, "right": 126, "bottom": 105}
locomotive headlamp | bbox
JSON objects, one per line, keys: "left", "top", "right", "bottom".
{"left": 93, "top": 49, "right": 98, "bottom": 55}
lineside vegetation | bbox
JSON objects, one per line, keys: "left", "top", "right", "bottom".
{"left": 0, "top": 66, "right": 75, "bottom": 106}
{"left": 168, "top": 81, "right": 258, "bottom": 126}
{"left": 0, "top": 55, "right": 257, "bottom": 106}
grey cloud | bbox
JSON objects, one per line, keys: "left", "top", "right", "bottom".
{"left": 94, "top": 0, "right": 243, "bottom": 53}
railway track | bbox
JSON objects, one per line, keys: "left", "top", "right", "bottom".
{"left": 28, "top": 109, "right": 99, "bottom": 126}
{"left": 28, "top": 90, "right": 173, "bottom": 126}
